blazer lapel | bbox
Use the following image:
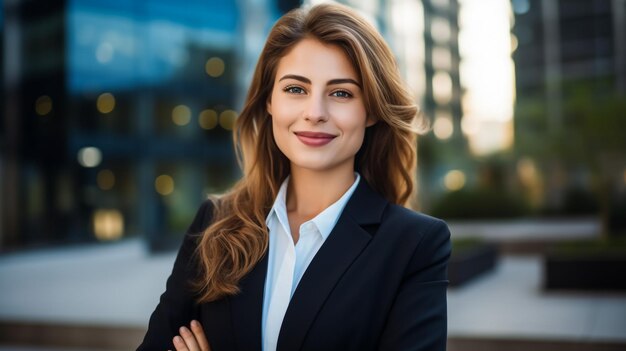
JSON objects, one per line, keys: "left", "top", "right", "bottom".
{"left": 276, "top": 180, "right": 388, "bottom": 351}
{"left": 229, "top": 251, "right": 268, "bottom": 351}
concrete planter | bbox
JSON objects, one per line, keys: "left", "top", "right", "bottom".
{"left": 544, "top": 253, "right": 626, "bottom": 291}
{"left": 448, "top": 243, "right": 498, "bottom": 287}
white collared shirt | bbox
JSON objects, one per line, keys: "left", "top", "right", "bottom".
{"left": 261, "top": 173, "right": 361, "bottom": 351}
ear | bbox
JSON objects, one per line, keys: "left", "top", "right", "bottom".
{"left": 366, "top": 114, "right": 377, "bottom": 127}
{"left": 266, "top": 98, "right": 273, "bottom": 116}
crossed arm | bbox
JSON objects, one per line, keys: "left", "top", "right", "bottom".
{"left": 170, "top": 320, "right": 210, "bottom": 351}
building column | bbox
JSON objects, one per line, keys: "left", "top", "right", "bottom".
{"left": 541, "top": 0, "right": 562, "bottom": 133}
{"left": 1, "top": 0, "right": 22, "bottom": 249}
{"left": 613, "top": 0, "right": 626, "bottom": 93}
{"left": 541, "top": 0, "right": 565, "bottom": 210}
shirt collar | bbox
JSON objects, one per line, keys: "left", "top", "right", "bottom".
{"left": 266, "top": 173, "right": 361, "bottom": 240}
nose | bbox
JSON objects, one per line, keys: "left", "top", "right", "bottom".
{"left": 304, "top": 94, "right": 328, "bottom": 123}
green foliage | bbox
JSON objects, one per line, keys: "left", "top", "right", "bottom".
{"left": 431, "top": 187, "right": 529, "bottom": 220}
{"left": 451, "top": 237, "right": 485, "bottom": 252}
{"left": 562, "top": 186, "right": 600, "bottom": 215}
{"left": 561, "top": 81, "right": 626, "bottom": 163}
{"left": 516, "top": 79, "right": 626, "bottom": 167}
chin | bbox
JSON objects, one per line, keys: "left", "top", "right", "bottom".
{"left": 289, "top": 157, "right": 354, "bottom": 174}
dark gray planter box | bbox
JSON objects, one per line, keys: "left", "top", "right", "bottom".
{"left": 448, "top": 243, "right": 498, "bottom": 287}
{"left": 544, "top": 254, "right": 626, "bottom": 291}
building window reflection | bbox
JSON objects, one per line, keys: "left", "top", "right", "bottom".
{"left": 1, "top": 0, "right": 245, "bottom": 250}
{"left": 96, "top": 93, "right": 116, "bottom": 114}
{"left": 93, "top": 209, "right": 124, "bottom": 241}
{"left": 433, "top": 109, "right": 454, "bottom": 140}
{"left": 199, "top": 109, "right": 219, "bottom": 130}
{"left": 172, "top": 105, "right": 192, "bottom": 127}
{"left": 155, "top": 174, "right": 175, "bottom": 196}
{"left": 205, "top": 57, "right": 225, "bottom": 78}
{"left": 432, "top": 70, "right": 453, "bottom": 105}
{"left": 430, "top": 16, "right": 451, "bottom": 44}
{"left": 35, "top": 95, "right": 53, "bottom": 116}
{"left": 432, "top": 46, "right": 452, "bottom": 71}
{"left": 97, "top": 169, "right": 115, "bottom": 191}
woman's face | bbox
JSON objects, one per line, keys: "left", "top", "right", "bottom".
{"left": 268, "top": 37, "right": 373, "bottom": 175}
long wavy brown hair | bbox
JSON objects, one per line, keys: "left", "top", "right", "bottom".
{"left": 193, "top": 2, "right": 422, "bottom": 303}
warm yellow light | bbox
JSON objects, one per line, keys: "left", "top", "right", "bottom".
{"left": 35, "top": 95, "right": 53, "bottom": 116}
{"left": 172, "top": 105, "right": 192, "bottom": 126}
{"left": 510, "top": 34, "right": 519, "bottom": 53}
{"left": 97, "top": 169, "right": 115, "bottom": 190}
{"left": 461, "top": 114, "right": 480, "bottom": 136}
{"left": 430, "top": 17, "right": 451, "bottom": 43}
{"left": 517, "top": 158, "right": 538, "bottom": 185}
{"left": 77, "top": 147, "right": 102, "bottom": 168}
{"left": 433, "top": 113, "right": 454, "bottom": 140}
{"left": 517, "top": 157, "right": 543, "bottom": 207}
{"left": 97, "top": 93, "right": 116, "bottom": 114}
{"left": 458, "top": 0, "right": 515, "bottom": 155}
{"left": 155, "top": 174, "right": 174, "bottom": 195}
{"left": 199, "top": 109, "right": 218, "bottom": 130}
{"left": 432, "top": 46, "right": 452, "bottom": 71}
{"left": 205, "top": 57, "right": 225, "bottom": 77}
{"left": 93, "top": 209, "right": 124, "bottom": 241}
{"left": 219, "top": 110, "right": 238, "bottom": 130}
{"left": 432, "top": 71, "right": 453, "bottom": 105}
{"left": 444, "top": 170, "right": 466, "bottom": 191}
{"left": 390, "top": 0, "right": 426, "bottom": 100}
{"left": 466, "top": 120, "right": 514, "bottom": 155}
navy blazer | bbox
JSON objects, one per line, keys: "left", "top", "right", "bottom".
{"left": 138, "top": 180, "right": 451, "bottom": 351}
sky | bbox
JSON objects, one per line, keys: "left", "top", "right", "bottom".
{"left": 458, "top": 0, "right": 516, "bottom": 155}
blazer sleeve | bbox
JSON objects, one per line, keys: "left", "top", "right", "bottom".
{"left": 137, "top": 199, "right": 215, "bottom": 350}
{"left": 377, "top": 219, "right": 452, "bottom": 351}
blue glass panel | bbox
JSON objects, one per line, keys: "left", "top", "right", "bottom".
{"left": 67, "top": 0, "right": 239, "bottom": 93}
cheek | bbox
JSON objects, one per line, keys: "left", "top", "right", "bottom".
{"left": 268, "top": 93, "right": 291, "bottom": 126}
{"left": 348, "top": 109, "right": 369, "bottom": 149}
{"left": 271, "top": 115, "right": 291, "bottom": 157}
{"left": 336, "top": 106, "right": 368, "bottom": 134}
{"left": 337, "top": 123, "right": 367, "bottom": 153}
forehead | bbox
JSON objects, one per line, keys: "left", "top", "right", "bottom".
{"left": 274, "top": 38, "right": 359, "bottom": 81}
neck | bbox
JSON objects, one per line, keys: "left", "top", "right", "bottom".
{"left": 286, "top": 164, "right": 356, "bottom": 219}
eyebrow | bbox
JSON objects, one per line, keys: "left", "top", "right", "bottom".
{"left": 278, "top": 74, "right": 361, "bottom": 88}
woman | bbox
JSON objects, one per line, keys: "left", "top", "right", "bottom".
{"left": 138, "top": 3, "right": 451, "bottom": 351}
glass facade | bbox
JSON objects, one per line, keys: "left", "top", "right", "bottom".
{"left": 1, "top": 0, "right": 287, "bottom": 250}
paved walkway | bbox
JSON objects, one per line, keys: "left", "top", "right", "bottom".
{"left": 448, "top": 256, "right": 626, "bottom": 342}
{"left": 0, "top": 239, "right": 172, "bottom": 327}
{"left": 448, "top": 217, "right": 601, "bottom": 241}
{"left": 0, "top": 219, "right": 624, "bottom": 348}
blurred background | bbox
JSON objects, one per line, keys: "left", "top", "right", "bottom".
{"left": 0, "top": 0, "right": 625, "bottom": 350}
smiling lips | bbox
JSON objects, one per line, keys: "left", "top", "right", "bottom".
{"left": 294, "top": 131, "right": 337, "bottom": 147}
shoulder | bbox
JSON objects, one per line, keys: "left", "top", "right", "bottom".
{"left": 381, "top": 204, "right": 451, "bottom": 279}
{"left": 382, "top": 203, "right": 449, "bottom": 238}
{"left": 377, "top": 203, "right": 451, "bottom": 259}
{"left": 186, "top": 198, "right": 217, "bottom": 235}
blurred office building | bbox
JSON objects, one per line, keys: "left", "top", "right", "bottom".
{"left": 323, "top": 0, "right": 466, "bottom": 206}
{"left": 0, "top": 0, "right": 284, "bottom": 251}
{"left": 1, "top": 0, "right": 466, "bottom": 252}
{"left": 408, "top": 0, "right": 467, "bottom": 207}
{"left": 512, "top": 0, "right": 626, "bottom": 213}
